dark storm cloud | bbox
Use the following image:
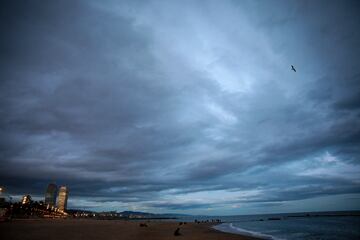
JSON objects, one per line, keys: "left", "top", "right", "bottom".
{"left": 1, "top": 0, "right": 360, "bottom": 214}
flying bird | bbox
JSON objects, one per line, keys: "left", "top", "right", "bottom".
{"left": 291, "top": 65, "right": 296, "bottom": 72}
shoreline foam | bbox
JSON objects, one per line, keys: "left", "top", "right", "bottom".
{"left": 213, "top": 223, "right": 283, "bottom": 240}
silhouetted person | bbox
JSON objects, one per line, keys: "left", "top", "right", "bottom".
{"left": 174, "top": 227, "right": 181, "bottom": 236}
{"left": 291, "top": 65, "right": 296, "bottom": 72}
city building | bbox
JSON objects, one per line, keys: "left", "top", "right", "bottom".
{"left": 57, "top": 186, "right": 68, "bottom": 212}
{"left": 0, "top": 187, "right": 5, "bottom": 204}
{"left": 21, "top": 194, "right": 32, "bottom": 205}
{"left": 45, "top": 183, "right": 57, "bottom": 207}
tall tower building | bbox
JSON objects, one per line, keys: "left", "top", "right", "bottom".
{"left": 45, "top": 183, "right": 57, "bottom": 207}
{"left": 22, "top": 194, "right": 32, "bottom": 205}
{"left": 57, "top": 186, "right": 68, "bottom": 212}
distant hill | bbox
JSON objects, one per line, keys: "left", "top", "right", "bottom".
{"left": 119, "top": 211, "right": 154, "bottom": 216}
{"left": 67, "top": 209, "right": 192, "bottom": 218}
{"left": 119, "top": 211, "right": 190, "bottom": 218}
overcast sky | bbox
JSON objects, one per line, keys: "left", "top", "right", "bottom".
{"left": 1, "top": 0, "right": 360, "bottom": 215}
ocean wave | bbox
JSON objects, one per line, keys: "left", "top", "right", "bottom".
{"left": 213, "top": 223, "right": 285, "bottom": 240}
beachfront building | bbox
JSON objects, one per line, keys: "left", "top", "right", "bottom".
{"left": 45, "top": 183, "right": 57, "bottom": 207}
{"left": 57, "top": 186, "right": 68, "bottom": 212}
{"left": 0, "top": 187, "right": 5, "bottom": 204}
{"left": 21, "top": 194, "right": 32, "bottom": 205}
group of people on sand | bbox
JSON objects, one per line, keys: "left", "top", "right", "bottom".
{"left": 138, "top": 222, "right": 185, "bottom": 236}
{"left": 138, "top": 219, "right": 222, "bottom": 237}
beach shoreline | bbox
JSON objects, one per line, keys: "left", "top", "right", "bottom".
{"left": 0, "top": 218, "right": 261, "bottom": 240}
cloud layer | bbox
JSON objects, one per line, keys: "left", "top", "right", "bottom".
{"left": 1, "top": 0, "right": 360, "bottom": 214}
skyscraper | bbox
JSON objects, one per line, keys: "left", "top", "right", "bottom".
{"left": 57, "top": 186, "right": 68, "bottom": 211}
{"left": 45, "top": 183, "right": 57, "bottom": 207}
{"left": 21, "top": 194, "right": 32, "bottom": 205}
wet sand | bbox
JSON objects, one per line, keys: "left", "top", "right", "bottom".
{"left": 0, "top": 219, "right": 260, "bottom": 240}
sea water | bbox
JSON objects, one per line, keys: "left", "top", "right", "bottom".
{"left": 212, "top": 213, "right": 360, "bottom": 240}
{"left": 178, "top": 212, "right": 360, "bottom": 240}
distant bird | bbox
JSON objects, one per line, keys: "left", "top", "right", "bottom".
{"left": 291, "top": 65, "right": 296, "bottom": 72}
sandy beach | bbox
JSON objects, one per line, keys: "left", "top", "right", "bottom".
{"left": 0, "top": 219, "right": 259, "bottom": 240}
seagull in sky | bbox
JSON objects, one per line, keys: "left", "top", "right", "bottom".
{"left": 291, "top": 65, "right": 296, "bottom": 72}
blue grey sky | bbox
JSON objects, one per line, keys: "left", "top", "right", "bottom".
{"left": 1, "top": 0, "right": 360, "bottom": 215}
